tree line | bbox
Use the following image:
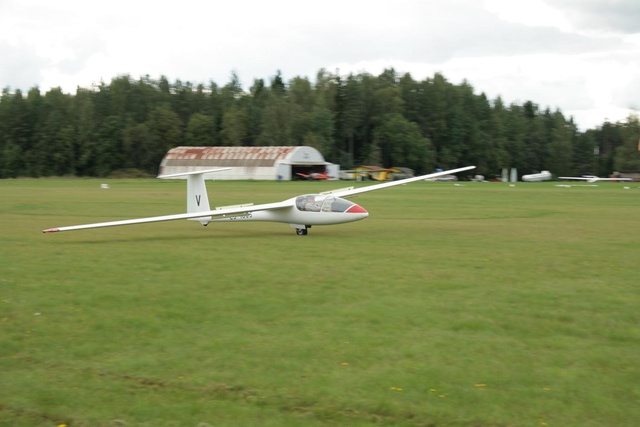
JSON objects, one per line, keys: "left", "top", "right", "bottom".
{"left": 1, "top": 68, "right": 639, "bottom": 179}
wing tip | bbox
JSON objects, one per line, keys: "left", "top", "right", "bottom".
{"left": 42, "top": 228, "right": 60, "bottom": 233}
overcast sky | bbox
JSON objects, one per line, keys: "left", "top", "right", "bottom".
{"left": 1, "top": 0, "right": 638, "bottom": 130}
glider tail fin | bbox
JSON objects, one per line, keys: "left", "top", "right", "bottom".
{"left": 187, "top": 173, "right": 211, "bottom": 215}
{"left": 158, "top": 168, "right": 231, "bottom": 225}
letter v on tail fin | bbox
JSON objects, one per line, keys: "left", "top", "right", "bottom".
{"left": 158, "top": 168, "right": 231, "bottom": 226}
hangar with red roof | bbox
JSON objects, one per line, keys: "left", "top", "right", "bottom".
{"left": 159, "top": 146, "right": 338, "bottom": 180}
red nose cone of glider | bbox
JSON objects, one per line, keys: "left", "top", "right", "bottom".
{"left": 346, "top": 204, "right": 368, "bottom": 214}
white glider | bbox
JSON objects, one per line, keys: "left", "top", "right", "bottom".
{"left": 43, "top": 165, "right": 475, "bottom": 236}
{"left": 558, "top": 175, "right": 631, "bottom": 183}
{"left": 522, "top": 171, "right": 552, "bottom": 182}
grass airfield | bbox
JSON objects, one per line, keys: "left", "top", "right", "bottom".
{"left": 1, "top": 178, "right": 639, "bottom": 427}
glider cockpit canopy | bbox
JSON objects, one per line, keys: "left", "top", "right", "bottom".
{"left": 295, "top": 194, "right": 360, "bottom": 213}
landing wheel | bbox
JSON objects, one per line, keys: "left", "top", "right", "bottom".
{"left": 296, "top": 228, "right": 308, "bottom": 236}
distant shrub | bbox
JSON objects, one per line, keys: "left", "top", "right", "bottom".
{"left": 107, "top": 168, "right": 154, "bottom": 178}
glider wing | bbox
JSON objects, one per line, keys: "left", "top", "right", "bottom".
{"left": 43, "top": 200, "right": 293, "bottom": 233}
{"left": 328, "top": 166, "right": 476, "bottom": 199}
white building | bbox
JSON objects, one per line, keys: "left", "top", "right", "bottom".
{"left": 158, "top": 146, "right": 338, "bottom": 180}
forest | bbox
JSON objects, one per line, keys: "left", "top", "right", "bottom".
{"left": 0, "top": 68, "right": 639, "bottom": 179}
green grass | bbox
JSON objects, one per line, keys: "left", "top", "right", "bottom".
{"left": 1, "top": 178, "right": 639, "bottom": 426}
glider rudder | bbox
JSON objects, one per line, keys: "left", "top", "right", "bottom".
{"left": 158, "top": 168, "right": 231, "bottom": 225}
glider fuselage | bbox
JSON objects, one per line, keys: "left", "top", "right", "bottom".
{"left": 207, "top": 195, "right": 368, "bottom": 226}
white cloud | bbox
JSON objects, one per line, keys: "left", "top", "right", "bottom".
{"left": 484, "top": 0, "right": 573, "bottom": 31}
